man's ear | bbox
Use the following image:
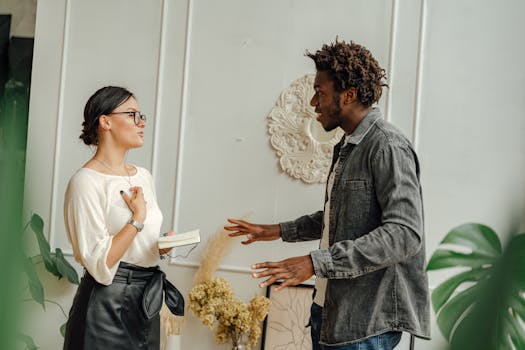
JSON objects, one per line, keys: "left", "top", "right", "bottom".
{"left": 343, "top": 87, "right": 358, "bottom": 105}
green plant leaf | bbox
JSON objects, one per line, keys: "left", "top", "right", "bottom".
{"left": 29, "top": 214, "right": 61, "bottom": 278}
{"left": 29, "top": 214, "right": 44, "bottom": 236}
{"left": 54, "top": 248, "right": 79, "bottom": 285}
{"left": 428, "top": 225, "right": 525, "bottom": 350}
{"left": 60, "top": 322, "right": 67, "bottom": 338}
{"left": 436, "top": 286, "right": 478, "bottom": 341}
{"left": 431, "top": 267, "right": 489, "bottom": 311}
{"left": 448, "top": 304, "right": 494, "bottom": 350}
{"left": 18, "top": 333, "right": 38, "bottom": 350}
{"left": 509, "top": 293, "right": 525, "bottom": 317}
{"left": 505, "top": 234, "right": 525, "bottom": 290}
{"left": 442, "top": 223, "right": 501, "bottom": 257}
{"left": 426, "top": 249, "right": 496, "bottom": 270}
{"left": 22, "top": 257, "right": 45, "bottom": 309}
{"left": 504, "top": 309, "right": 525, "bottom": 350}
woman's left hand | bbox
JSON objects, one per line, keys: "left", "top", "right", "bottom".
{"left": 159, "top": 231, "right": 176, "bottom": 255}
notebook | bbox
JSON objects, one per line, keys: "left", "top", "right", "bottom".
{"left": 158, "top": 229, "right": 200, "bottom": 249}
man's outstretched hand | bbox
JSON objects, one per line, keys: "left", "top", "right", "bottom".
{"left": 251, "top": 255, "right": 314, "bottom": 291}
{"left": 225, "top": 218, "right": 313, "bottom": 290}
{"left": 224, "top": 218, "right": 282, "bottom": 245}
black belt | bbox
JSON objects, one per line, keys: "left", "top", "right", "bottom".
{"left": 112, "top": 262, "right": 185, "bottom": 319}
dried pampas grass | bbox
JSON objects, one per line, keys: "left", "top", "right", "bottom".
{"left": 193, "top": 218, "right": 239, "bottom": 285}
{"left": 193, "top": 213, "right": 251, "bottom": 284}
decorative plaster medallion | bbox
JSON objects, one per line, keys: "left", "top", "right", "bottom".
{"left": 267, "top": 74, "right": 344, "bottom": 184}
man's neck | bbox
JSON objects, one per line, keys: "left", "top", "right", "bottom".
{"left": 341, "top": 106, "right": 373, "bottom": 135}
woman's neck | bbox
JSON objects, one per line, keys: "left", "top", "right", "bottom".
{"left": 93, "top": 147, "right": 127, "bottom": 169}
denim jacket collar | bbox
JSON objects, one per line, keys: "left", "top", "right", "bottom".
{"left": 333, "top": 107, "right": 382, "bottom": 159}
{"left": 346, "top": 107, "right": 382, "bottom": 145}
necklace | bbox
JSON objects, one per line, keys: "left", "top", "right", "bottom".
{"left": 93, "top": 158, "right": 132, "bottom": 187}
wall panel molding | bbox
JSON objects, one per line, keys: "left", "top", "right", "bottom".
{"left": 385, "top": 0, "right": 398, "bottom": 123}
{"left": 385, "top": 0, "right": 423, "bottom": 143}
{"left": 151, "top": 0, "right": 167, "bottom": 177}
{"left": 24, "top": 0, "right": 68, "bottom": 247}
{"left": 37, "top": 0, "right": 165, "bottom": 254}
{"left": 412, "top": 0, "right": 427, "bottom": 152}
{"left": 171, "top": 0, "right": 193, "bottom": 234}
{"left": 49, "top": 0, "right": 70, "bottom": 250}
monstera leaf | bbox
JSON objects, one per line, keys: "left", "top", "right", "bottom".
{"left": 427, "top": 223, "right": 525, "bottom": 350}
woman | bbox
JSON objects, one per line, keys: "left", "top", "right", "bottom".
{"left": 63, "top": 86, "right": 183, "bottom": 350}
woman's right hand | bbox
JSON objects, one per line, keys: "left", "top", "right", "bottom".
{"left": 224, "top": 218, "right": 282, "bottom": 245}
{"left": 121, "top": 187, "right": 147, "bottom": 223}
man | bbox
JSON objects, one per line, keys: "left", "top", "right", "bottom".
{"left": 225, "top": 39, "right": 430, "bottom": 350}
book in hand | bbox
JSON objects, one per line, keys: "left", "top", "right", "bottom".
{"left": 158, "top": 229, "right": 200, "bottom": 249}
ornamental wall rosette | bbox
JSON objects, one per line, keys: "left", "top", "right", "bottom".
{"left": 267, "top": 74, "right": 343, "bottom": 184}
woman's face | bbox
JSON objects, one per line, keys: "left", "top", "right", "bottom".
{"left": 102, "top": 97, "right": 145, "bottom": 149}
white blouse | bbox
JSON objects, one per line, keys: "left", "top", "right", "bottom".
{"left": 63, "top": 166, "right": 163, "bottom": 285}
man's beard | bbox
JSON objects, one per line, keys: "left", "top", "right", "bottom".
{"left": 322, "top": 93, "right": 342, "bottom": 132}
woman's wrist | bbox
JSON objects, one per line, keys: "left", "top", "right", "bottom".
{"left": 132, "top": 214, "right": 145, "bottom": 223}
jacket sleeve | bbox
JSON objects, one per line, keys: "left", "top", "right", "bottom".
{"left": 310, "top": 142, "right": 423, "bottom": 279}
{"left": 280, "top": 210, "right": 323, "bottom": 242}
{"left": 64, "top": 174, "right": 119, "bottom": 285}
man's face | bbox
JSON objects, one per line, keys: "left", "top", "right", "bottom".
{"left": 310, "top": 71, "right": 343, "bottom": 132}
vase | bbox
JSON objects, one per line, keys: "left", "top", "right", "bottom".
{"left": 230, "top": 332, "right": 248, "bottom": 350}
{"left": 231, "top": 344, "right": 246, "bottom": 350}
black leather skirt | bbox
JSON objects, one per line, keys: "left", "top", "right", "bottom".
{"left": 63, "top": 262, "right": 184, "bottom": 350}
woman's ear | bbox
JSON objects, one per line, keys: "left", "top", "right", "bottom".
{"left": 99, "top": 115, "right": 111, "bottom": 130}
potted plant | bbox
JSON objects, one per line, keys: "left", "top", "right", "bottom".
{"left": 19, "top": 213, "right": 79, "bottom": 349}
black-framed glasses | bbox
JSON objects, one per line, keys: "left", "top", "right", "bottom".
{"left": 108, "top": 111, "right": 147, "bottom": 125}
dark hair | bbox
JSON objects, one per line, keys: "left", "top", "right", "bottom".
{"left": 306, "top": 39, "right": 388, "bottom": 107}
{"left": 79, "top": 86, "right": 134, "bottom": 145}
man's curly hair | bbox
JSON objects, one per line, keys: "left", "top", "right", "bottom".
{"left": 307, "top": 39, "right": 388, "bottom": 108}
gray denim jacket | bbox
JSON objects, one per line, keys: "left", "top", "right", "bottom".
{"left": 280, "top": 108, "right": 430, "bottom": 346}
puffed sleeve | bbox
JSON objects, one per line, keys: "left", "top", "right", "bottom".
{"left": 64, "top": 172, "right": 119, "bottom": 285}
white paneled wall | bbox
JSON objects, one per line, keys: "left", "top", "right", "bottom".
{"left": 23, "top": 0, "right": 525, "bottom": 349}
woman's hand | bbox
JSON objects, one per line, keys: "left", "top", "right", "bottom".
{"left": 224, "top": 218, "right": 282, "bottom": 245}
{"left": 121, "top": 186, "right": 147, "bottom": 223}
{"left": 159, "top": 231, "right": 176, "bottom": 255}
{"left": 106, "top": 187, "right": 148, "bottom": 267}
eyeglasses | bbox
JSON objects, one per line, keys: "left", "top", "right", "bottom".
{"left": 108, "top": 111, "right": 147, "bottom": 125}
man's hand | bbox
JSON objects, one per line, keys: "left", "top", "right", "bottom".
{"left": 224, "top": 218, "right": 281, "bottom": 245}
{"left": 251, "top": 255, "right": 314, "bottom": 291}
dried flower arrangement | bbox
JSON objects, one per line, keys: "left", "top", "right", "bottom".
{"left": 189, "top": 277, "right": 269, "bottom": 348}
{"left": 188, "top": 222, "right": 270, "bottom": 349}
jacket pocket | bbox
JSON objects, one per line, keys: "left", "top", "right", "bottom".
{"left": 345, "top": 180, "right": 367, "bottom": 191}
{"left": 336, "top": 180, "right": 371, "bottom": 235}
